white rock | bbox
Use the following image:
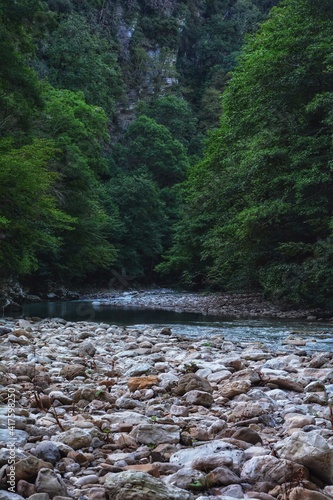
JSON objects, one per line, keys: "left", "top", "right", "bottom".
{"left": 275, "top": 430, "right": 333, "bottom": 483}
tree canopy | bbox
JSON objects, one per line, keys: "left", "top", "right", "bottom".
{"left": 165, "top": 0, "right": 333, "bottom": 308}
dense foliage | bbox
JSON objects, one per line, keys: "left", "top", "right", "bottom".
{"left": 8, "top": 0, "right": 333, "bottom": 310}
{"left": 1, "top": 0, "right": 275, "bottom": 289}
{"left": 164, "top": 0, "right": 333, "bottom": 309}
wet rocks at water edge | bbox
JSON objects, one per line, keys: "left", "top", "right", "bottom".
{"left": 2, "top": 319, "right": 333, "bottom": 499}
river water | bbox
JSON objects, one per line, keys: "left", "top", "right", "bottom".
{"left": 11, "top": 300, "right": 333, "bottom": 352}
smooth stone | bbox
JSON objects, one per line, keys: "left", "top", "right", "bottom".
{"left": 74, "top": 474, "right": 99, "bottom": 486}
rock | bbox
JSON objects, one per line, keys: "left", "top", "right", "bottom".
{"left": 35, "top": 468, "right": 67, "bottom": 498}
{"left": 52, "top": 427, "right": 94, "bottom": 450}
{"left": 130, "top": 423, "right": 180, "bottom": 445}
{"left": 219, "top": 380, "right": 251, "bottom": 399}
{"left": 34, "top": 442, "right": 61, "bottom": 465}
{"left": 0, "top": 493, "right": 25, "bottom": 500}
{"left": 184, "top": 390, "right": 214, "bottom": 407}
{"left": 284, "top": 413, "right": 315, "bottom": 429}
{"left": 170, "top": 440, "right": 245, "bottom": 473}
{"left": 60, "top": 364, "right": 86, "bottom": 380}
{"left": 164, "top": 467, "right": 207, "bottom": 491}
{"left": 101, "top": 411, "right": 150, "bottom": 426}
{"left": 0, "top": 327, "right": 11, "bottom": 335}
{"left": 232, "top": 428, "right": 262, "bottom": 445}
{"left": 0, "top": 429, "right": 29, "bottom": 447}
{"left": 124, "top": 464, "right": 160, "bottom": 478}
{"left": 127, "top": 376, "right": 159, "bottom": 392}
{"left": 27, "top": 494, "right": 50, "bottom": 500}
{"left": 240, "top": 455, "right": 308, "bottom": 485}
{"left": 82, "top": 488, "right": 106, "bottom": 500}
{"left": 175, "top": 373, "right": 213, "bottom": 396}
{"left": 17, "top": 479, "right": 36, "bottom": 497}
{"left": 48, "top": 391, "right": 73, "bottom": 405}
{"left": 125, "top": 364, "right": 153, "bottom": 377}
{"left": 78, "top": 341, "right": 96, "bottom": 357}
{"left": 12, "top": 456, "right": 53, "bottom": 482}
{"left": 275, "top": 431, "right": 333, "bottom": 483}
{"left": 288, "top": 488, "right": 332, "bottom": 500}
{"left": 206, "top": 465, "right": 242, "bottom": 486}
{"left": 104, "top": 470, "right": 194, "bottom": 500}
{"left": 192, "top": 455, "right": 234, "bottom": 472}
{"left": 74, "top": 474, "right": 99, "bottom": 486}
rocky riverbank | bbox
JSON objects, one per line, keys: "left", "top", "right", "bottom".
{"left": 81, "top": 289, "right": 330, "bottom": 321}
{"left": 1, "top": 317, "right": 333, "bottom": 499}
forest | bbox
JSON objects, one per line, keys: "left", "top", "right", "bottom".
{"left": 1, "top": 0, "right": 332, "bottom": 310}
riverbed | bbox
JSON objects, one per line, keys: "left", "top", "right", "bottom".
{"left": 9, "top": 294, "right": 333, "bottom": 352}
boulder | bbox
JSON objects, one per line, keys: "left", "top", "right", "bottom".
{"left": 164, "top": 468, "right": 207, "bottom": 491}
{"left": 11, "top": 456, "right": 53, "bottom": 482}
{"left": 232, "top": 428, "right": 262, "bottom": 445}
{"left": 127, "top": 376, "right": 159, "bottom": 392}
{"left": 219, "top": 380, "right": 251, "bottom": 399}
{"left": 275, "top": 431, "right": 333, "bottom": 483}
{"left": 52, "top": 427, "right": 94, "bottom": 450}
{"left": 60, "top": 364, "right": 86, "bottom": 380}
{"left": 104, "top": 471, "right": 194, "bottom": 500}
{"left": 130, "top": 424, "right": 180, "bottom": 445}
{"left": 170, "top": 440, "right": 245, "bottom": 473}
{"left": 206, "top": 465, "right": 242, "bottom": 486}
{"left": 35, "top": 468, "right": 67, "bottom": 498}
{"left": 241, "top": 455, "right": 308, "bottom": 485}
{"left": 289, "top": 488, "right": 332, "bottom": 500}
{"left": 175, "top": 373, "right": 212, "bottom": 396}
{"left": 35, "top": 442, "right": 61, "bottom": 465}
{"left": 184, "top": 390, "right": 214, "bottom": 407}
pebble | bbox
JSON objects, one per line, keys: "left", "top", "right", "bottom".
{"left": 1, "top": 316, "right": 333, "bottom": 498}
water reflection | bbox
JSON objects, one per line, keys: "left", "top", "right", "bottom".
{"left": 13, "top": 300, "right": 333, "bottom": 351}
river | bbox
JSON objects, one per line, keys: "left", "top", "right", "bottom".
{"left": 10, "top": 299, "right": 333, "bottom": 352}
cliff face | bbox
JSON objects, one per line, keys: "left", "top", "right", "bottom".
{"left": 42, "top": 0, "right": 278, "bottom": 134}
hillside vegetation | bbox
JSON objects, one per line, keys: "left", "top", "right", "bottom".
{"left": 2, "top": 0, "right": 333, "bottom": 309}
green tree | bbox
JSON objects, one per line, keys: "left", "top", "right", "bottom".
{"left": 173, "top": 0, "right": 333, "bottom": 307}
{"left": 40, "top": 13, "right": 123, "bottom": 113}
{"left": 123, "top": 115, "right": 189, "bottom": 188}
{"left": 36, "top": 86, "right": 119, "bottom": 279}
{"left": 0, "top": 0, "right": 45, "bottom": 136}
{"left": 107, "top": 171, "right": 168, "bottom": 279}
{"left": 139, "top": 95, "right": 198, "bottom": 149}
{"left": 0, "top": 139, "right": 73, "bottom": 278}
